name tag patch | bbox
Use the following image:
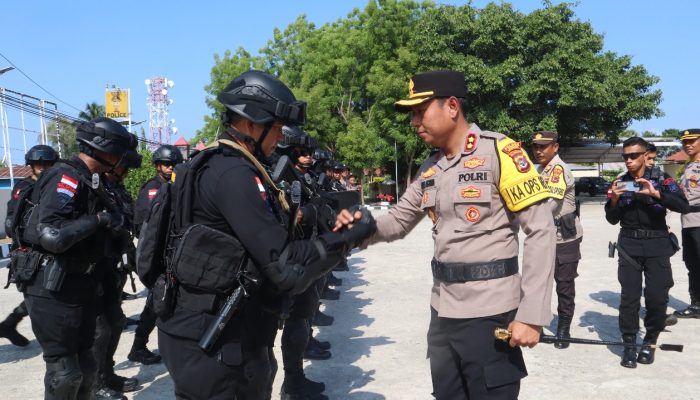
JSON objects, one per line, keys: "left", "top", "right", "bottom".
{"left": 458, "top": 172, "right": 489, "bottom": 182}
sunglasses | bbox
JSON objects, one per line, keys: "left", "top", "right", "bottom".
{"left": 160, "top": 161, "right": 176, "bottom": 168}
{"left": 621, "top": 152, "right": 645, "bottom": 161}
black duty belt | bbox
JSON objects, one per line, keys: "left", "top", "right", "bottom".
{"left": 619, "top": 229, "right": 669, "bottom": 239}
{"left": 431, "top": 256, "right": 518, "bottom": 283}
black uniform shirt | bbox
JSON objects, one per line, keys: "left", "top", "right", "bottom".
{"left": 36, "top": 157, "right": 106, "bottom": 261}
{"left": 605, "top": 168, "right": 688, "bottom": 256}
{"left": 134, "top": 175, "right": 166, "bottom": 228}
{"left": 5, "top": 177, "right": 34, "bottom": 242}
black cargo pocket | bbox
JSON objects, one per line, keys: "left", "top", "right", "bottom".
{"left": 12, "top": 249, "right": 42, "bottom": 284}
{"left": 151, "top": 274, "right": 176, "bottom": 319}
{"left": 559, "top": 213, "right": 577, "bottom": 239}
{"left": 482, "top": 351, "right": 528, "bottom": 389}
{"left": 217, "top": 341, "right": 243, "bottom": 367}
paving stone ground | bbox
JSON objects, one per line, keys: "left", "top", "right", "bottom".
{"left": 1, "top": 199, "right": 699, "bottom": 399}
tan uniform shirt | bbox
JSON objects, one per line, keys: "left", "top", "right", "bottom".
{"left": 680, "top": 160, "right": 700, "bottom": 228}
{"left": 367, "top": 124, "right": 556, "bottom": 326}
{"left": 539, "top": 154, "right": 583, "bottom": 243}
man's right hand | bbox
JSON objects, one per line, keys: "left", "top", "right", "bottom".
{"left": 97, "top": 211, "right": 124, "bottom": 232}
{"left": 335, "top": 207, "right": 377, "bottom": 248}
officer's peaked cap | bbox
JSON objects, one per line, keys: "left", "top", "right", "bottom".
{"left": 218, "top": 70, "right": 306, "bottom": 126}
{"left": 680, "top": 129, "right": 700, "bottom": 141}
{"left": 532, "top": 131, "right": 558, "bottom": 144}
{"left": 395, "top": 70, "right": 467, "bottom": 112}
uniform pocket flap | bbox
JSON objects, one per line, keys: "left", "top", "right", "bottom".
{"left": 421, "top": 188, "right": 437, "bottom": 209}
{"left": 482, "top": 354, "right": 528, "bottom": 389}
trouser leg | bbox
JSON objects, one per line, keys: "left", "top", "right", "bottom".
{"left": 618, "top": 256, "right": 643, "bottom": 336}
{"left": 643, "top": 256, "right": 674, "bottom": 335}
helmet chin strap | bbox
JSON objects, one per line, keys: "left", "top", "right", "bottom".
{"left": 225, "top": 122, "right": 273, "bottom": 161}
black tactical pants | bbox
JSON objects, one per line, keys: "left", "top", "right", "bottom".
{"left": 24, "top": 269, "right": 98, "bottom": 399}
{"left": 94, "top": 268, "right": 127, "bottom": 375}
{"left": 427, "top": 307, "right": 526, "bottom": 400}
{"left": 133, "top": 292, "right": 158, "bottom": 349}
{"left": 159, "top": 329, "right": 273, "bottom": 400}
{"left": 682, "top": 227, "right": 700, "bottom": 299}
{"left": 618, "top": 255, "right": 674, "bottom": 336}
{"left": 555, "top": 239, "right": 581, "bottom": 318}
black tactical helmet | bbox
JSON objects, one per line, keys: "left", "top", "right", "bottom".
{"left": 333, "top": 163, "right": 347, "bottom": 171}
{"left": 123, "top": 149, "right": 143, "bottom": 169}
{"left": 313, "top": 149, "right": 332, "bottom": 162}
{"left": 76, "top": 117, "right": 135, "bottom": 157}
{"left": 152, "top": 144, "right": 184, "bottom": 165}
{"left": 278, "top": 125, "right": 318, "bottom": 150}
{"left": 25, "top": 144, "right": 58, "bottom": 165}
{"left": 218, "top": 70, "right": 306, "bottom": 126}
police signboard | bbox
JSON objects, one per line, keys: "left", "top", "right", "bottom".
{"left": 105, "top": 88, "right": 129, "bottom": 121}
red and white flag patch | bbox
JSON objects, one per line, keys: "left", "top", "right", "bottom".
{"left": 255, "top": 177, "right": 267, "bottom": 201}
{"left": 56, "top": 175, "right": 78, "bottom": 197}
{"left": 148, "top": 188, "right": 158, "bottom": 199}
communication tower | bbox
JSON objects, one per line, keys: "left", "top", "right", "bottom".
{"left": 145, "top": 77, "right": 177, "bottom": 147}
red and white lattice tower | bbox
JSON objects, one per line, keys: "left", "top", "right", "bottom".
{"left": 145, "top": 77, "right": 177, "bottom": 148}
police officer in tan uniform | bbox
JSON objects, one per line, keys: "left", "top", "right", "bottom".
{"left": 532, "top": 131, "right": 583, "bottom": 349}
{"left": 676, "top": 129, "right": 700, "bottom": 318}
{"left": 337, "top": 71, "right": 556, "bottom": 400}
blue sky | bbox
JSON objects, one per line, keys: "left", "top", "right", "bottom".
{"left": 0, "top": 1, "right": 697, "bottom": 163}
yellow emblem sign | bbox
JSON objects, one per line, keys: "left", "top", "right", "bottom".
{"left": 408, "top": 79, "right": 415, "bottom": 97}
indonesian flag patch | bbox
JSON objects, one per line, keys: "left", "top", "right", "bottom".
{"left": 255, "top": 176, "right": 267, "bottom": 201}
{"left": 148, "top": 188, "right": 158, "bottom": 199}
{"left": 56, "top": 175, "right": 78, "bottom": 208}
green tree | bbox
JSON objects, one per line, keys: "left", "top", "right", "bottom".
{"left": 662, "top": 128, "right": 680, "bottom": 138}
{"left": 619, "top": 129, "right": 637, "bottom": 138}
{"left": 123, "top": 148, "right": 154, "bottom": 199}
{"left": 78, "top": 102, "right": 104, "bottom": 121}
{"left": 641, "top": 130, "right": 657, "bottom": 137}
{"left": 45, "top": 118, "right": 78, "bottom": 158}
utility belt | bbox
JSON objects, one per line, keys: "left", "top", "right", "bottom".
{"left": 11, "top": 247, "right": 95, "bottom": 292}
{"left": 619, "top": 229, "right": 669, "bottom": 239}
{"left": 431, "top": 256, "right": 518, "bottom": 283}
{"left": 554, "top": 212, "right": 578, "bottom": 240}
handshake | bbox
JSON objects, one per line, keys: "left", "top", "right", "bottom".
{"left": 333, "top": 206, "right": 377, "bottom": 249}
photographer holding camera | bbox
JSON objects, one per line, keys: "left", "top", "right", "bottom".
{"left": 606, "top": 136, "right": 688, "bottom": 368}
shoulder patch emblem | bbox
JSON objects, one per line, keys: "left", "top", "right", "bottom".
{"left": 461, "top": 186, "right": 481, "bottom": 199}
{"left": 422, "top": 191, "right": 430, "bottom": 205}
{"left": 56, "top": 174, "right": 78, "bottom": 208}
{"left": 465, "top": 206, "right": 480, "bottom": 222}
{"left": 463, "top": 157, "right": 485, "bottom": 169}
{"left": 422, "top": 167, "right": 436, "bottom": 179}
{"left": 690, "top": 175, "right": 698, "bottom": 188}
{"left": 501, "top": 141, "right": 531, "bottom": 173}
{"left": 464, "top": 133, "right": 478, "bottom": 153}
{"left": 147, "top": 188, "right": 158, "bottom": 199}
{"left": 550, "top": 165, "right": 563, "bottom": 183}
{"left": 254, "top": 176, "right": 268, "bottom": 201}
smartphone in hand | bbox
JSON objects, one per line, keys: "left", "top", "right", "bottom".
{"left": 616, "top": 181, "right": 640, "bottom": 192}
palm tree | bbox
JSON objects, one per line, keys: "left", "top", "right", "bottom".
{"left": 78, "top": 102, "right": 104, "bottom": 121}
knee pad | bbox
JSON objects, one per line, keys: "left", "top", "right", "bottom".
{"left": 45, "top": 355, "right": 82, "bottom": 399}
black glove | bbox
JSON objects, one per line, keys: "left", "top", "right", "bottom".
{"left": 97, "top": 211, "right": 124, "bottom": 232}
{"left": 339, "top": 206, "right": 377, "bottom": 249}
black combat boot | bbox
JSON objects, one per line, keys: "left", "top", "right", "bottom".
{"left": 620, "top": 334, "right": 638, "bottom": 368}
{"left": 637, "top": 332, "right": 659, "bottom": 365}
{"left": 327, "top": 273, "right": 342, "bottom": 287}
{"left": 554, "top": 316, "right": 572, "bottom": 349}
{"left": 94, "top": 375, "right": 127, "bottom": 400}
{"left": 665, "top": 313, "right": 678, "bottom": 327}
{"left": 674, "top": 296, "right": 700, "bottom": 319}
{"left": 281, "top": 372, "right": 328, "bottom": 400}
{"left": 0, "top": 311, "right": 29, "bottom": 347}
{"left": 104, "top": 371, "right": 139, "bottom": 392}
{"left": 312, "top": 309, "right": 334, "bottom": 327}
{"left": 309, "top": 336, "right": 331, "bottom": 351}
{"left": 320, "top": 288, "right": 340, "bottom": 300}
